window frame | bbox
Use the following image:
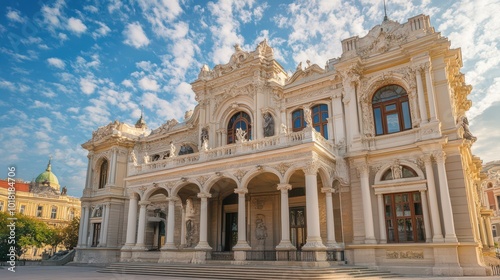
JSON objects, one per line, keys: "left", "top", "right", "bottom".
{"left": 292, "top": 109, "right": 305, "bottom": 132}
{"left": 36, "top": 205, "right": 43, "bottom": 217}
{"left": 384, "top": 191, "right": 425, "bottom": 243}
{"left": 50, "top": 206, "right": 57, "bottom": 219}
{"left": 311, "top": 104, "right": 329, "bottom": 139}
{"left": 98, "top": 159, "right": 108, "bottom": 189}
{"left": 227, "top": 111, "right": 252, "bottom": 144}
{"left": 372, "top": 85, "right": 412, "bottom": 136}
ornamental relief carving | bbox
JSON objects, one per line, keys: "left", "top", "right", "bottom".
{"left": 285, "top": 86, "right": 333, "bottom": 104}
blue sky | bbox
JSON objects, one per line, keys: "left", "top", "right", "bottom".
{"left": 1, "top": 0, "right": 499, "bottom": 197}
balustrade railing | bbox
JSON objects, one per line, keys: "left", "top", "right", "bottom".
{"left": 131, "top": 128, "right": 335, "bottom": 175}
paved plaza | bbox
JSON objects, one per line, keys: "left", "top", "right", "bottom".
{"left": 0, "top": 265, "right": 499, "bottom": 280}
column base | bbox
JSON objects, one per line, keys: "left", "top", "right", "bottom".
{"left": 433, "top": 236, "right": 445, "bottom": 243}
{"left": 233, "top": 241, "right": 251, "bottom": 250}
{"left": 121, "top": 244, "right": 135, "bottom": 250}
{"left": 445, "top": 235, "right": 458, "bottom": 243}
{"left": 364, "top": 237, "right": 377, "bottom": 244}
{"left": 325, "top": 241, "right": 342, "bottom": 249}
{"left": 132, "top": 244, "right": 148, "bottom": 251}
{"left": 302, "top": 239, "right": 326, "bottom": 251}
{"left": 194, "top": 241, "right": 212, "bottom": 250}
{"left": 161, "top": 243, "right": 178, "bottom": 250}
{"left": 276, "top": 240, "right": 296, "bottom": 250}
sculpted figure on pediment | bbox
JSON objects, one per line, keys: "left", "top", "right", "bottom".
{"left": 152, "top": 119, "right": 179, "bottom": 135}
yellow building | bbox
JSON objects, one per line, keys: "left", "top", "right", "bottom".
{"left": 0, "top": 159, "right": 81, "bottom": 259}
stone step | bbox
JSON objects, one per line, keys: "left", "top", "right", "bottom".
{"left": 99, "top": 263, "right": 400, "bottom": 279}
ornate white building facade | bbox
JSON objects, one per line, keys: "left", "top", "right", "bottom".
{"left": 75, "top": 15, "right": 492, "bottom": 276}
{"left": 482, "top": 161, "right": 500, "bottom": 245}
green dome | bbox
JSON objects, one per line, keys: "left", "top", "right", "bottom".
{"left": 35, "top": 159, "right": 60, "bottom": 190}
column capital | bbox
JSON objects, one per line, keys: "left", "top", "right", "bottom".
{"left": 302, "top": 160, "right": 320, "bottom": 175}
{"left": 138, "top": 200, "right": 150, "bottom": 206}
{"left": 197, "top": 192, "right": 212, "bottom": 199}
{"left": 433, "top": 150, "right": 446, "bottom": 163}
{"left": 166, "top": 196, "right": 179, "bottom": 202}
{"left": 421, "top": 153, "right": 433, "bottom": 164}
{"left": 321, "top": 187, "right": 336, "bottom": 194}
{"left": 234, "top": 188, "right": 248, "bottom": 195}
{"left": 277, "top": 183, "right": 292, "bottom": 192}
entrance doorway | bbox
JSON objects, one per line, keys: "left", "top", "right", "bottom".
{"left": 224, "top": 212, "right": 238, "bottom": 251}
{"left": 290, "top": 207, "right": 306, "bottom": 250}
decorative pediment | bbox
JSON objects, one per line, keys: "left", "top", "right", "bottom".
{"left": 288, "top": 63, "right": 325, "bottom": 84}
{"left": 355, "top": 20, "right": 409, "bottom": 58}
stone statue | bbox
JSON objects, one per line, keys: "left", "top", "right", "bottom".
{"left": 263, "top": 112, "right": 275, "bottom": 137}
{"left": 255, "top": 215, "right": 267, "bottom": 250}
{"left": 169, "top": 142, "right": 176, "bottom": 158}
{"left": 236, "top": 128, "right": 247, "bottom": 142}
{"left": 186, "top": 219, "right": 195, "bottom": 247}
{"left": 130, "top": 150, "right": 137, "bottom": 165}
{"left": 61, "top": 186, "right": 67, "bottom": 195}
{"left": 460, "top": 116, "right": 477, "bottom": 142}
{"left": 391, "top": 161, "right": 403, "bottom": 179}
{"left": 280, "top": 123, "right": 288, "bottom": 134}
{"left": 304, "top": 107, "right": 312, "bottom": 127}
{"left": 202, "top": 138, "right": 209, "bottom": 151}
{"left": 143, "top": 152, "right": 150, "bottom": 164}
{"left": 200, "top": 128, "right": 209, "bottom": 143}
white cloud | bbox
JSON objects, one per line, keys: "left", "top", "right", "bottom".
{"left": 47, "top": 57, "right": 66, "bottom": 69}
{"left": 67, "top": 107, "right": 80, "bottom": 114}
{"left": 80, "top": 77, "right": 97, "bottom": 95}
{"left": 38, "top": 117, "right": 52, "bottom": 131}
{"left": 58, "top": 135, "right": 69, "bottom": 145}
{"left": 67, "top": 17, "right": 87, "bottom": 34}
{"left": 6, "top": 9, "right": 25, "bottom": 23}
{"left": 41, "top": 0, "right": 65, "bottom": 29}
{"left": 35, "top": 131, "right": 51, "bottom": 141}
{"left": 123, "top": 22, "right": 150, "bottom": 48}
{"left": 92, "top": 21, "right": 111, "bottom": 39}
{"left": 0, "top": 80, "right": 15, "bottom": 91}
{"left": 31, "top": 101, "right": 51, "bottom": 109}
{"left": 84, "top": 5, "right": 99, "bottom": 13}
{"left": 138, "top": 77, "right": 159, "bottom": 91}
{"left": 122, "top": 79, "right": 134, "bottom": 88}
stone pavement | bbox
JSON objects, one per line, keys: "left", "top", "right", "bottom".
{"left": 0, "top": 265, "right": 499, "bottom": 280}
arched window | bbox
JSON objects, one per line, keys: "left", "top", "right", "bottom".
{"left": 312, "top": 104, "right": 329, "bottom": 139}
{"left": 98, "top": 159, "right": 108, "bottom": 189}
{"left": 292, "top": 109, "right": 305, "bottom": 132}
{"left": 372, "top": 84, "right": 412, "bottom": 135}
{"left": 227, "top": 112, "right": 252, "bottom": 144}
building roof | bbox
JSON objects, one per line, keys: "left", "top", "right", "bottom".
{"left": 34, "top": 159, "right": 60, "bottom": 191}
{"left": 0, "top": 179, "right": 30, "bottom": 192}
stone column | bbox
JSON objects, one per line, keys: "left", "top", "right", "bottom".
{"left": 107, "top": 148, "right": 117, "bottom": 186}
{"left": 434, "top": 151, "right": 457, "bottom": 242}
{"left": 485, "top": 216, "right": 495, "bottom": 248}
{"left": 302, "top": 162, "right": 326, "bottom": 250}
{"left": 424, "top": 66, "right": 438, "bottom": 122}
{"left": 332, "top": 93, "right": 346, "bottom": 148}
{"left": 233, "top": 188, "right": 251, "bottom": 249}
{"left": 123, "top": 195, "right": 138, "bottom": 248}
{"left": 415, "top": 67, "right": 428, "bottom": 123}
{"left": 78, "top": 205, "right": 89, "bottom": 247}
{"left": 420, "top": 190, "right": 432, "bottom": 242}
{"left": 322, "top": 187, "right": 338, "bottom": 247}
{"left": 359, "top": 163, "right": 376, "bottom": 243}
{"left": 100, "top": 202, "right": 111, "bottom": 246}
{"left": 195, "top": 192, "right": 212, "bottom": 250}
{"left": 163, "top": 197, "right": 177, "bottom": 250}
{"left": 180, "top": 204, "right": 186, "bottom": 247}
{"left": 422, "top": 154, "right": 444, "bottom": 242}
{"left": 84, "top": 155, "right": 92, "bottom": 189}
{"left": 478, "top": 216, "right": 488, "bottom": 247}
{"left": 98, "top": 204, "right": 107, "bottom": 246}
{"left": 135, "top": 200, "right": 150, "bottom": 250}
{"left": 377, "top": 194, "right": 387, "bottom": 243}
{"left": 81, "top": 205, "right": 90, "bottom": 247}
{"left": 276, "top": 184, "right": 295, "bottom": 250}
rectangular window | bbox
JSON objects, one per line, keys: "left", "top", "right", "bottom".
{"left": 36, "top": 206, "right": 43, "bottom": 217}
{"left": 92, "top": 223, "right": 101, "bottom": 247}
{"left": 384, "top": 192, "right": 425, "bottom": 243}
{"left": 402, "top": 101, "right": 411, "bottom": 129}
{"left": 19, "top": 205, "right": 26, "bottom": 214}
{"left": 374, "top": 108, "right": 383, "bottom": 135}
{"left": 51, "top": 207, "right": 57, "bottom": 219}
{"left": 0, "top": 201, "right": 4, "bottom": 212}
{"left": 386, "top": 113, "right": 400, "bottom": 133}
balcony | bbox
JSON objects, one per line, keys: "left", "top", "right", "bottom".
{"left": 129, "top": 127, "right": 336, "bottom": 176}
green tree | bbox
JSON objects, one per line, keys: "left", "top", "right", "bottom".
{"left": 61, "top": 217, "right": 80, "bottom": 250}
{"left": 0, "top": 212, "right": 53, "bottom": 260}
